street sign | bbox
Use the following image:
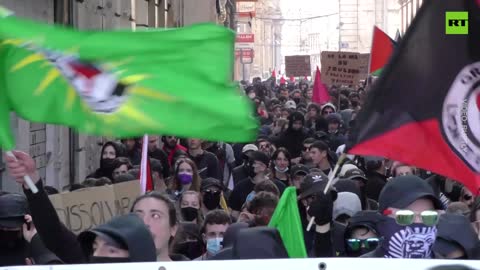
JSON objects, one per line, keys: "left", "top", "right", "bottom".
{"left": 237, "top": 2, "right": 256, "bottom": 17}
{"left": 235, "top": 34, "right": 255, "bottom": 50}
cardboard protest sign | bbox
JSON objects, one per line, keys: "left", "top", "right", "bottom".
{"left": 320, "top": 51, "right": 361, "bottom": 86}
{"left": 49, "top": 181, "right": 140, "bottom": 234}
{"left": 285, "top": 55, "right": 311, "bottom": 77}
{"left": 358, "top": 53, "right": 370, "bottom": 80}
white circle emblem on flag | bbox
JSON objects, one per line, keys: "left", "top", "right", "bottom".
{"left": 442, "top": 62, "right": 480, "bottom": 173}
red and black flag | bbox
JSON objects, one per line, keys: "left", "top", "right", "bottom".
{"left": 369, "top": 26, "right": 396, "bottom": 76}
{"left": 348, "top": 0, "right": 480, "bottom": 193}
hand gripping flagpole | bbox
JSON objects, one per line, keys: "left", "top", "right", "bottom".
{"left": 5, "top": 151, "right": 39, "bottom": 193}
{"left": 306, "top": 153, "right": 347, "bottom": 232}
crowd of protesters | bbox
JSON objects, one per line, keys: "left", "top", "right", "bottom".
{"left": 1, "top": 76, "right": 480, "bottom": 266}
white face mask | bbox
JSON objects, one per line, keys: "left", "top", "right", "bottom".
{"left": 248, "top": 93, "right": 256, "bottom": 99}
{"left": 275, "top": 165, "right": 289, "bottom": 173}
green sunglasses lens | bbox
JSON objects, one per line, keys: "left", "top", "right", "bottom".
{"left": 347, "top": 239, "right": 361, "bottom": 251}
{"left": 396, "top": 210, "right": 414, "bottom": 226}
{"left": 421, "top": 211, "right": 439, "bottom": 226}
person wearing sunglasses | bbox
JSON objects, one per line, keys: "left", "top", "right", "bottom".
{"left": 362, "top": 175, "right": 444, "bottom": 258}
{"left": 344, "top": 211, "right": 383, "bottom": 257}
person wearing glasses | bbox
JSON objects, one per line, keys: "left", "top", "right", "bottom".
{"left": 362, "top": 175, "right": 444, "bottom": 258}
{"left": 344, "top": 211, "right": 383, "bottom": 257}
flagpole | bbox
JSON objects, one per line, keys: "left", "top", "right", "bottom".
{"left": 140, "top": 135, "right": 149, "bottom": 194}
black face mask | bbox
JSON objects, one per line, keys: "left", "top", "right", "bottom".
{"left": 181, "top": 207, "right": 199, "bottom": 222}
{"left": 351, "top": 101, "right": 359, "bottom": 107}
{"left": 347, "top": 247, "right": 374, "bottom": 258}
{"left": 245, "top": 161, "right": 256, "bottom": 178}
{"left": 293, "top": 97, "right": 301, "bottom": 104}
{"left": 101, "top": 158, "right": 115, "bottom": 170}
{"left": 175, "top": 240, "right": 204, "bottom": 260}
{"left": 89, "top": 256, "right": 131, "bottom": 264}
{"left": 203, "top": 192, "right": 221, "bottom": 210}
{"left": 0, "top": 230, "right": 25, "bottom": 251}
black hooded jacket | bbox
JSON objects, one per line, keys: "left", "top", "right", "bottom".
{"left": 434, "top": 214, "right": 480, "bottom": 259}
{"left": 78, "top": 214, "right": 157, "bottom": 262}
{"left": 274, "top": 112, "right": 309, "bottom": 158}
{"left": 87, "top": 141, "right": 125, "bottom": 180}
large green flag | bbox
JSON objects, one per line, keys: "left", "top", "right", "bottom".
{"left": 268, "top": 187, "right": 307, "bottom": 258}
{"left": 0, "top": 13, "right": 257, "bottom": 150}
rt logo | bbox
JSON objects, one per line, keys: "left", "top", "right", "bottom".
{"left": 446, "top": 11, "right": 468, "bottom": 35}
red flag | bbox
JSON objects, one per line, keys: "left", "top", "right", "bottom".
{"left": 369, "top": 26, "right": 396, "bottom": 76}
{"left": 272, "top": 70, "right": 276, "bottom": 78}
{"left": 280, "top": 76, "right": 286, "bottom": 84}
{"left": 289, "top": 76, "right": 295, "bottom": 82}
{"left": 139, "top": 135, "right": 153, "bottom": 194}
{"left": 312, "top": 66, "right": 330, "bottom": 104}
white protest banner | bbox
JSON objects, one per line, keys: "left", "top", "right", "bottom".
{"left": 2, "top": 258, "right": 480, "bottom": 270}
{"left": 321, "top": 51, "right": 361, "bottom": 86}
{"left": 49, "top": 180, "right": 140, "bottom": 234}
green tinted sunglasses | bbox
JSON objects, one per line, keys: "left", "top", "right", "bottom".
{"left": 394, "top": 210, "right": 439, "bottom": 226}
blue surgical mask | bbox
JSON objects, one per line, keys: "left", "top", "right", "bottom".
{"left": 206, "top": 237, "right": 223, "bottom": 255}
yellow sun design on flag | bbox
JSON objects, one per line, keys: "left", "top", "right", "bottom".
{"left": 3, "top": 39, "right": 178, "bottom": 132}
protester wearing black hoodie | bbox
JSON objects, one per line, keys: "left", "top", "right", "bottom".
{"left": 87, "top": 141, "right": 125, "bottom": 181}
{"left": 274, "top": 112, "right": 310, "bottom": 158}
{"left": 433, "top": 214, "right": 480, "bottom": 260}
{"left": 78, "top": 214, "right": 157, "bottom": 263}
{"left": 298, "top": 174, "right": 346, "bottom": 257}
{"left": 0, "top": 193, "right": 62, "bottom": 266}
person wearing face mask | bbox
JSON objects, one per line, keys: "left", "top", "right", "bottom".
{"left": 87, "top": 141, "right": 125, "bottom": 181}
{"left": 78, "top": 213, "right": 156, "bottom": 263}
{"left": 232, "top": 144, "right": 258, "bottom": 186}
{"left": 268, "top": 148, "right": 291, "bottom": 187}
{"left": 179, "top": 191, "right": 202, "bottom": 224}
{"left": 273, "top": 111, "right": 309, "bottom": 159}
{"left": 344, "top": 211, "right": 382, "bottom": 257}
{"left": 432, "top": 214, "right": 479, "bottom": 260}
{"left": 195, "top": 210, "right": 232, "bottom": 260}
{"left": 168, "top": 158, "right": 201, "bottom": 200}
{"left": 228, "top": 151, "right": 286, "bottom": 220}
{"left": 0, "top": 194, "right": 62, "bottom": 266}
{"left": 200, "top": 178, "right": 224, "bottom": 215}
{"left": 171, "top": 223, "right": 204, "bottom": 260}
{"left": 362, "top": 175, "right": 444, "bottom": 258}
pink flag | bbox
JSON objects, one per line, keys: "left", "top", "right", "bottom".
{"left": 280, "top": 76, "right": 286, "bottom": 84}
{"left": 312, "top": 66, "right": 330, "bottom": 104}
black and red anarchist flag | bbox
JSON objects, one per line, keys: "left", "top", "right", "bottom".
{"left": 348, "top": 0, "right": 480, "bottom": 193}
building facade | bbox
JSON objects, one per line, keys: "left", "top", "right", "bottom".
{"left": 399, "top": 0, "right": 423, "bottom": 34}
{"left": 339, "top": 0, "right": 401, "bottom": 53}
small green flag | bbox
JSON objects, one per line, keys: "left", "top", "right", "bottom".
{"left": 268, "top": 187, "right": 307, "bottom": 258}
{"left": 0, "top": 14, "right": 257, "bottom": 150}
